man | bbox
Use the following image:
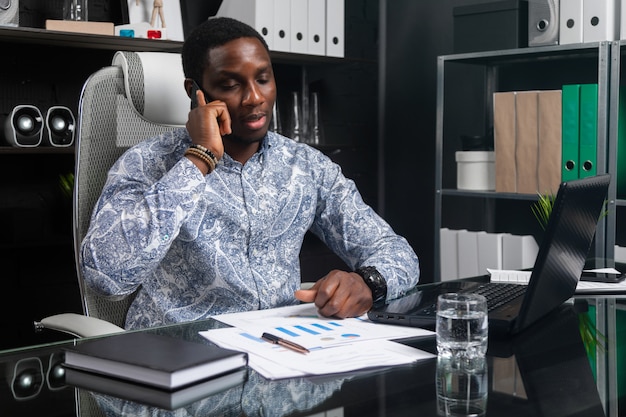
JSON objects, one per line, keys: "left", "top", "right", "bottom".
{"left": 80, "top": 17, "right": 419, "bottom": 330}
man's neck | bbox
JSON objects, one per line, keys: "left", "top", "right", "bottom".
{"left": 223, "top": 139, "right": 262, "bottom": 165}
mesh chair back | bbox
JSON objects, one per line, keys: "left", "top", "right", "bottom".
{"left": 74, "top": 51, "right": 186, "bottom": 327}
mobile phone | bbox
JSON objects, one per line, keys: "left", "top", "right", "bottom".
{"left": 580, "top": 271, "right": 626, "bottom": 283}
{"left": 190, "top": 80, "right": 213, "bottom": 109}
{"left": 190, "top": 80, "right": 201, "bottom": 109}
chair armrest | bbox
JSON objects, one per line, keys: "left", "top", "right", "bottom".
{"left": 34, "top": 313, "right": 125, "bottom": 338}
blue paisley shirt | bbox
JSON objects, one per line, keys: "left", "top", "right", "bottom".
{"left": 81, "top": 129, "right": 420, "bottom": 330}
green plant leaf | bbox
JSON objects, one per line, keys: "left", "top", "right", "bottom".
{"left": 531, "top": 192, "right": 556, "bottom": 231}
{"left": 578, "top": 312, "right": 606, "bottom": 358}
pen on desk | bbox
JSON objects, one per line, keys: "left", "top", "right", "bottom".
{"left": 261, "top": 332, "right": 310, "bottom": 354}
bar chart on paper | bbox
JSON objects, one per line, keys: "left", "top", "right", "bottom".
{"left": 238, "top": 322, "right": 362, "bottom": 351}
{"left": 211, "top": 303, "right": 434, "bottom": 349}
{"left": 202, "top": 304, "right": 436, "bottom": 379}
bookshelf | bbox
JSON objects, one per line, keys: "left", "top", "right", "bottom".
{"left": 434, "top": 42, "right": 614, "bottom": 281}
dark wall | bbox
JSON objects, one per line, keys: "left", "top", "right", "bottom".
{"left": 381, "top": 0, "right": 497, "bottom": 282}
{"left": 382, "top": 0, "right": 453, "bottom": 283}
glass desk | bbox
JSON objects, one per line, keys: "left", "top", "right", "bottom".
{"left": 0, "top": 296, "right": 623, "bottom": 417}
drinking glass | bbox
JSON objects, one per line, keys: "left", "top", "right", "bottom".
{"left": 63, "top": 0, "right": 88, "bottom": 21}
{"left": 270, "top": 101, "right": 282, "bottom": 135}
{"left": 308, "top": 92, "right": 323, "bottom": 145}
{"left": 286, "top": 91, "right": 302, "bottom": 142}
{"left": 436, "top": 293, "right": 488, "bottom": 360}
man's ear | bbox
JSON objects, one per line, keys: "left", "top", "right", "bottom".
{"left": 184, "top": 79, "right": 194, "bottom": 99}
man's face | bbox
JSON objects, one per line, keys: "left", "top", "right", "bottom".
{"left": 201, "top": 37, "right": 276, "bottom": 144}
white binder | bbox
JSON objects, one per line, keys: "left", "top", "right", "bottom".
{"left": 290, "top": 0, "right": 308, "bottom": 54}
{"left": 582, "top": 0, "right": 619, "bottom": 42}
{"left": 477, "top": 232, "right": 505, "bottom": 273}
{"left": 307, "top": 0, "right": 326, "bottom": 55}
{"left": 456, "top": 230, "right": 480, "bottom": 279}
{"left": 502, "top": 234, "right": 539, "bottom": 270}
{"left": 215, "top": 0, "right": 274, "bottom": 50}
{"left": 325, "top": 0, "right": 344, "bottom": 57}
{"left": 559, "top": 0, "right": 583, "bottom": 44}
{"left": 273, "top": 0, "right": 291, "bottom": 52}
{"left": 440, "top": 228, "right": 459, "bottom": 281}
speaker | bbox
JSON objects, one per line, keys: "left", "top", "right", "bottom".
{"left": 44, "top": 106, "right": 75, "bottom": 147}
{"left": 528, "top": 0, "right": 559, "bottom": 46}
{"left": 46, "top": 353, "right": 66, "bottom": 391}
{"left": 3, "top": 105, "right": 44, "bottom": 147}
{"left": 0, "top": 0, "right": 18, "bottom": 27}
{"left": 10, "top": 357, "right": 43, "bottom": 400}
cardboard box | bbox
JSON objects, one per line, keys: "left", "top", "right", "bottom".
{"left": 45, "top": 20, "right": 114, "bottom": 36}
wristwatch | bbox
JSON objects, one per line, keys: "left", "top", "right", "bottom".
{"left": 355, "top": 266, "right": 388, "bottom": 305}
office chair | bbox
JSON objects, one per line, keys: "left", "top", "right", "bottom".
{"left": 34, "top": 51, "right": 190, "bottom": 338}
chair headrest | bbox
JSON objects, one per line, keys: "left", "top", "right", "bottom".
{"left": 112, "top": 51, "right": 189, "bottom": 126}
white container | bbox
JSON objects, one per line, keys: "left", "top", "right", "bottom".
{"left": 455, "top": 151, "right": 495, "bottom": 191}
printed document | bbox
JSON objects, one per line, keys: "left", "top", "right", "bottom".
{"left": 199, "top": 303, "right": 435, "bottom": 379}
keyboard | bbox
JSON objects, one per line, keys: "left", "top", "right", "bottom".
{"left": 473, "top": 283, "right": 527, "bottom": 312}
{"left": 412, "top": 282, "right": 527, "bottom": 318}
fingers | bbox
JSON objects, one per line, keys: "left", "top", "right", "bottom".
{"left": 294, "top": 271, "right": 373, "bottom": 319}
{"left": 195, "top": 88, "right": 207, "bottom": 107}
{"left": 191, "top": 88, "right": 231, "bottom": 139}
{"left": 294, "top": 289, "right": 317, "bottom": 303}
{"left": 187, "top": 98, "right": 229, "bottom": 159}
{"left": 216, "top": 106, "right": 232, "bottom": 137}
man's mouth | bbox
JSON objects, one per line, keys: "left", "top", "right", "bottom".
{"left": 242, "top": 113, "right": 267, "bottom": 131}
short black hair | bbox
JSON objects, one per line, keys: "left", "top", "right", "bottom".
{"left": 182, "top": 17, "right": 270, "bottom": 83}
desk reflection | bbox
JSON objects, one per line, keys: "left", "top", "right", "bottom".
{"left": 89, "top": 369, "right": 346, "bottom": 417}
{"left": 485, "top": 304, "right": 605, "bottom": 417}
{"left": 436, "top": 356, "right": 488, "bottom": 417}
{"left": 0, "top": 300, "right": 619, "bottom": 416}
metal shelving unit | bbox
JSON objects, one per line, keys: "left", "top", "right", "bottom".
{"left": 434, "top": 42, "right": 613, "bottom": 281}
{"left": 606, "top": 41, "right": 626, "bottom": 260}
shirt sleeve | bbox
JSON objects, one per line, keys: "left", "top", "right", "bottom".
{"left": 308, "top": 153, "right": 420, "bottom": 301}
{"left": 80, "top": 134, "right": 207, "bottom": 297}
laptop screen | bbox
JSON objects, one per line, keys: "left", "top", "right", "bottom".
{"left": 513, "top": 174, "right": 610, "bottom": 333}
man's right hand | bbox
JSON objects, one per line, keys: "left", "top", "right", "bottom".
{"left": 186, "top": 88, "right": 230, "bottom": 162}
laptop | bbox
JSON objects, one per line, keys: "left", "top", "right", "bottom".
{"left": 369, "top": 174, "right": 611, "bottom": 335}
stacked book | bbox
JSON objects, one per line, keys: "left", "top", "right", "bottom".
{"left": 63, "top": 332, "right": 248, "bottom": 410}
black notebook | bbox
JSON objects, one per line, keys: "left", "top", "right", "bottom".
{"left": 65, "top": 366, "right": 247, "bottom": 410}
{"left": 369, "top": 174, "right": 610, "bottom": 335}
{"left": 63, "top": 332, "right": 247, "bottom": 390}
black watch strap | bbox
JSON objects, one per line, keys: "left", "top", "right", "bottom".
{"left": 355, "top": 266, "right": 387, "bottom": 305}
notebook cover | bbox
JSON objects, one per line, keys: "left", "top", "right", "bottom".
{"left": 64, "top": 332, "right": 247, "bottom": 390}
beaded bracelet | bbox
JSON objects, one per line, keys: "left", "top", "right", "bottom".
{"left": 185, "top": 147, "right": 216, "bottom": 173}
{"left": 189, "top": 144, "right": 218, "bottom": 164}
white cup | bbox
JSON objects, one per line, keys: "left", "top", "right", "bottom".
{"left": 436, "top": 293, "right": 488, "bottom": 360}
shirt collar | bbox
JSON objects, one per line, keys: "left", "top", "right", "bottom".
{"left": 218, "top": 133, "right": 274, "bottom": 167}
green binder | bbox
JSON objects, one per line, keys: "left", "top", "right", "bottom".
{"left": 579, "top": 83, "right": 598, "bottom": 179}
{"left": 561, "top": 84, "right": 580, "bottom": 181}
